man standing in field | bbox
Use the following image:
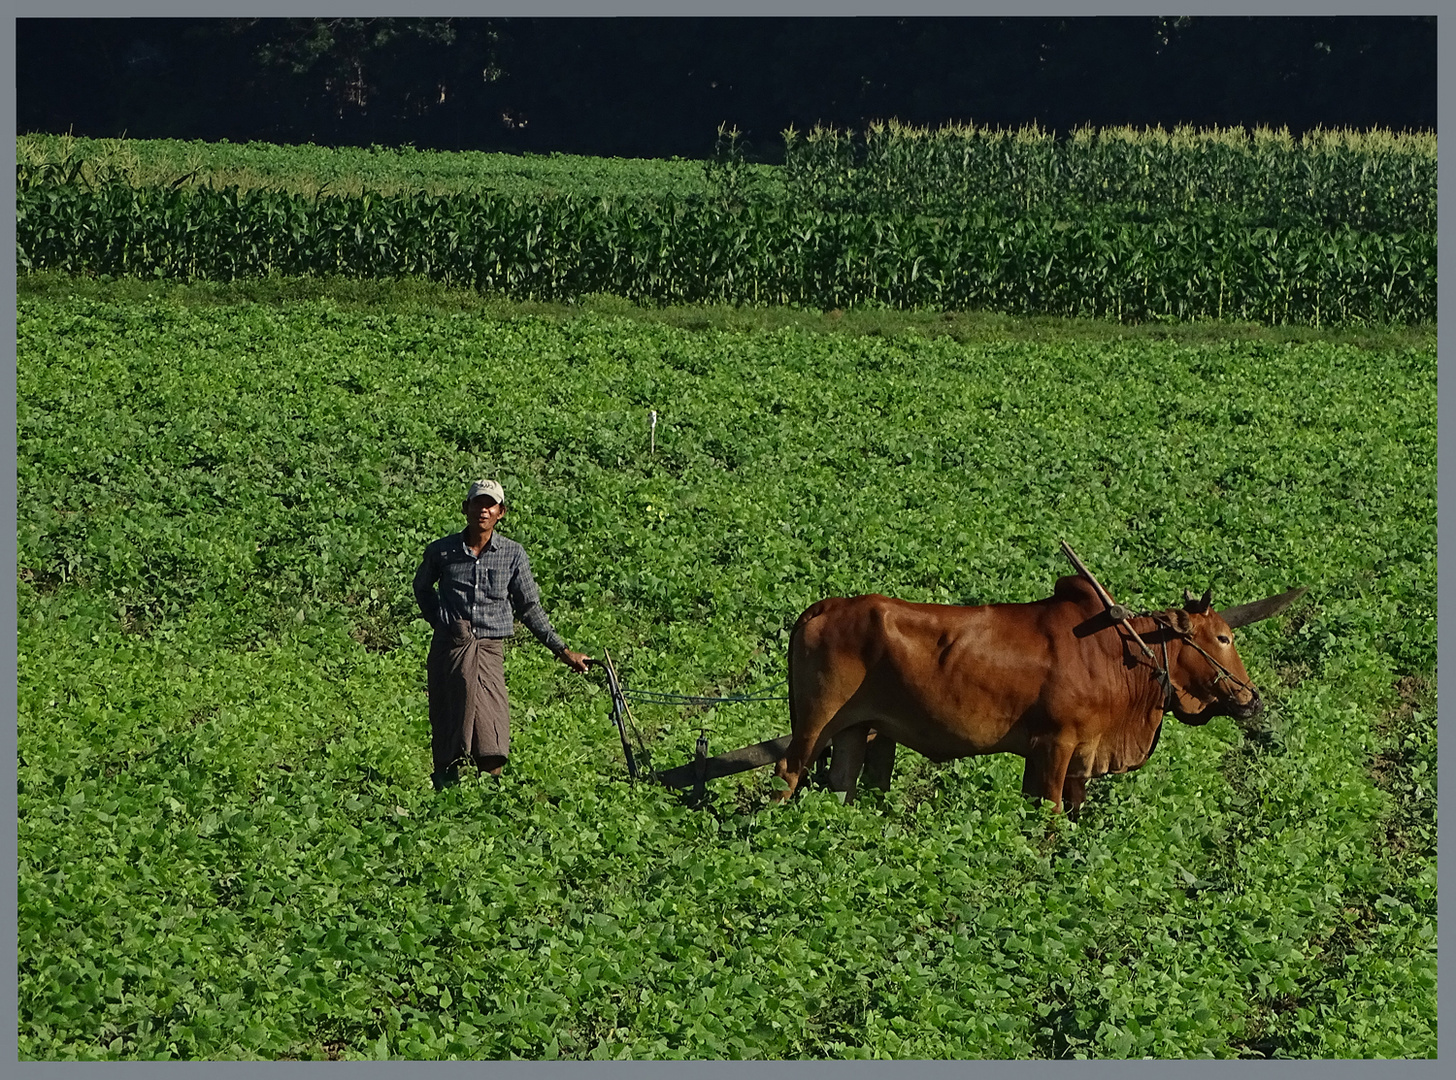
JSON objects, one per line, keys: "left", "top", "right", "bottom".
{"left": 413, "top": 479, "right": 592, "bottom": 789}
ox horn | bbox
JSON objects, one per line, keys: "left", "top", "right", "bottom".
{"left": 1217, "top": 586, "right": 1308, "bottom": 629}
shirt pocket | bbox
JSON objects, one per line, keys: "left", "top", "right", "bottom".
{"left": 483, "top": 565, "right": 510, "bottom": 602}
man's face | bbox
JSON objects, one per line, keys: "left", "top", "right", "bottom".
{"left": 464, "top": 494, "right": 503, "bottom": 531}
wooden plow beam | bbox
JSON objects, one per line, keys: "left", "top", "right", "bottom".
{"left": 657, "top": 730, "right": 898, "bottom": 795}
{"left": 656, "top": 735, "right": 792, "bottom": 789}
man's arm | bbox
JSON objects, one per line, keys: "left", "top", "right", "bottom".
{"left": 509, "top": 548, "right": 592, "bottom": 672}
{"left": 412, "top": 546, "right": 445, "bottom": 628}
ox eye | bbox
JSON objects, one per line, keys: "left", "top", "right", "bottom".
{"left": 1217, "top": 634, "right": 1231, "bottom": 645}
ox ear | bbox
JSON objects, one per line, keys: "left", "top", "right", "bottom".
{"left": 1183, "top": 588, "right": 1212, "bottom": 615}
{"left": 1217, "top": 586, "right": 1309, "bottom": 630}
{"left": 1168, "top": 609, "right": 1193, "bottom": 636}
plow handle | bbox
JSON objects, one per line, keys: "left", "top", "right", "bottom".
{"left": 597, "top": 650, "right": 640, "bottom": 781}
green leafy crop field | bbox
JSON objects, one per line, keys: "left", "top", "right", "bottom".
{"left": 16, "top": 289, "right": 1435, "bottom": 1059}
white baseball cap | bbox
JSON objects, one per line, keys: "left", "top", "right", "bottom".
{"left": 466, "top": 479, "right": 505, "bottom": 504}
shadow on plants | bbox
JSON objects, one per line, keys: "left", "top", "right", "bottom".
{"left": 1031, "top": 981, "right": 1104, "bottom": 1060}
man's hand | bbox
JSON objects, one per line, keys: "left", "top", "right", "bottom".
{"left": 559, "top": 648, "right": 593, "bottom": 673}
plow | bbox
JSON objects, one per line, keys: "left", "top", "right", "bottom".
{"left": 592, "top": 649, "right": 799, "bottom": 797}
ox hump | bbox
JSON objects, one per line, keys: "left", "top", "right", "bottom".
{"left": 1052, "top": 574, "right": 1102, "bottom": 608}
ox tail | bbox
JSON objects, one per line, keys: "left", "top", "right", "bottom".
{"left": 785, "top": 606, "right": 813, "bottom": 742}
{"left": 778, "top": 600, "right": 841, "bottom": 794}
{"left": 775, "top": 606, "right": 816, "bottom": 791}
{"left": 785, "top": 601, "right": 833, "bottom": 750}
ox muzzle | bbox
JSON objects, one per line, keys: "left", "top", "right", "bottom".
{"left": 1229, "top": 691, "right": 1263, "bottom": 721}
{"left": 1175, "top": 687, "right": 1262, "bottom": 726}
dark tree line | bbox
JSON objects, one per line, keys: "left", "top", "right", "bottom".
{"left": 17, "top": 16, "right": 1437, "bottom": 158}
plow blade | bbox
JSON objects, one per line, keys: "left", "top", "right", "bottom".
{"left": 657, "top": 735, "right": 792, "bottom": 789}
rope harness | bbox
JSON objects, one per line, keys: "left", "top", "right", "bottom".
{"left": 1059, "top": 541, "right": 1255, "bottom": 716}
{"left": 619, "top": 688, "right": 788, "bottom": 706}
{"left": 1122, "top": 610, "right": 1257, "bottom": 714}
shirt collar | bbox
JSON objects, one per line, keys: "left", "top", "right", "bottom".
{"left": 457, "top": 530, "right": 499, "bottom": 555}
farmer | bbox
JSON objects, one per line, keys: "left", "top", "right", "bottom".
{"left": 413, "top": 478, "right": 591, "bottom": 789}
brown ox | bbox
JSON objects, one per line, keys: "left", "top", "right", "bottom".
{"left": 775, "top": 575, "right": 1281, "bottom": 814}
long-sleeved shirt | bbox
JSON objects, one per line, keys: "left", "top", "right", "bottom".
{"left": 412, "top": 530, "right": 566, "bottom": 655}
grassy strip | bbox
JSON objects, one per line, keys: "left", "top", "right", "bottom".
{"left": 16, "top": 271, "right": 1436, "bottom": 352}
{"left": 16, "top": 133, "right": 725, "bottom": 200}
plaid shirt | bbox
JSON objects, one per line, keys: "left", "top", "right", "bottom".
{"left": 413, "top": 530, "right": 566, "bottom": 655}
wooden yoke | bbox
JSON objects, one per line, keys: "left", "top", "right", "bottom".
{"left": 1059, "top": 540, "right": 1158, "bottom": 663}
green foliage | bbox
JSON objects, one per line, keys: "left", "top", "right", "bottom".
{"left": 15, "top": 270, "right": 1436, "bottom": 353}
{"left": 16, "top": 133, "right": 726, "bottom": 200}
{"left": 16, "top": 294, "right": 1435, "bottom": 1059}
{"left": 19, "top": 123, "right": 1435, "bottom": 233}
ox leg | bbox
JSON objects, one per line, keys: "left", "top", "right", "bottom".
{"left": 828, "top": 724, "right": 869, "bottom": 803}
{"left": 861, "top": 731, "right": 897, "bottom": 792}
{"left": 1021, "top": 737, "right": 1074, "bottom": 814}
{"left": 775, "top": 729, "right": 829, "bottom": 803}
{"left": 1061, "top": 775, "right": 1088, "bottom": 821}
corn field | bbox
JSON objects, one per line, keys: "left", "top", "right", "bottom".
{"left": 781, "top": 122, "right": 1435, "bottom": 233}
{"left": 14, "top": 124, "right": 1436, "bottom": 326}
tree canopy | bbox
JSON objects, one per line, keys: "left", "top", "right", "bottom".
{"left": 17, "top": 17, "right": 1436, "bottom": 157}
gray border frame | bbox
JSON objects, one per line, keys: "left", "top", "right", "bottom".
{"left": 8, "top": 0, "right": 1445, "bottom": 1073}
